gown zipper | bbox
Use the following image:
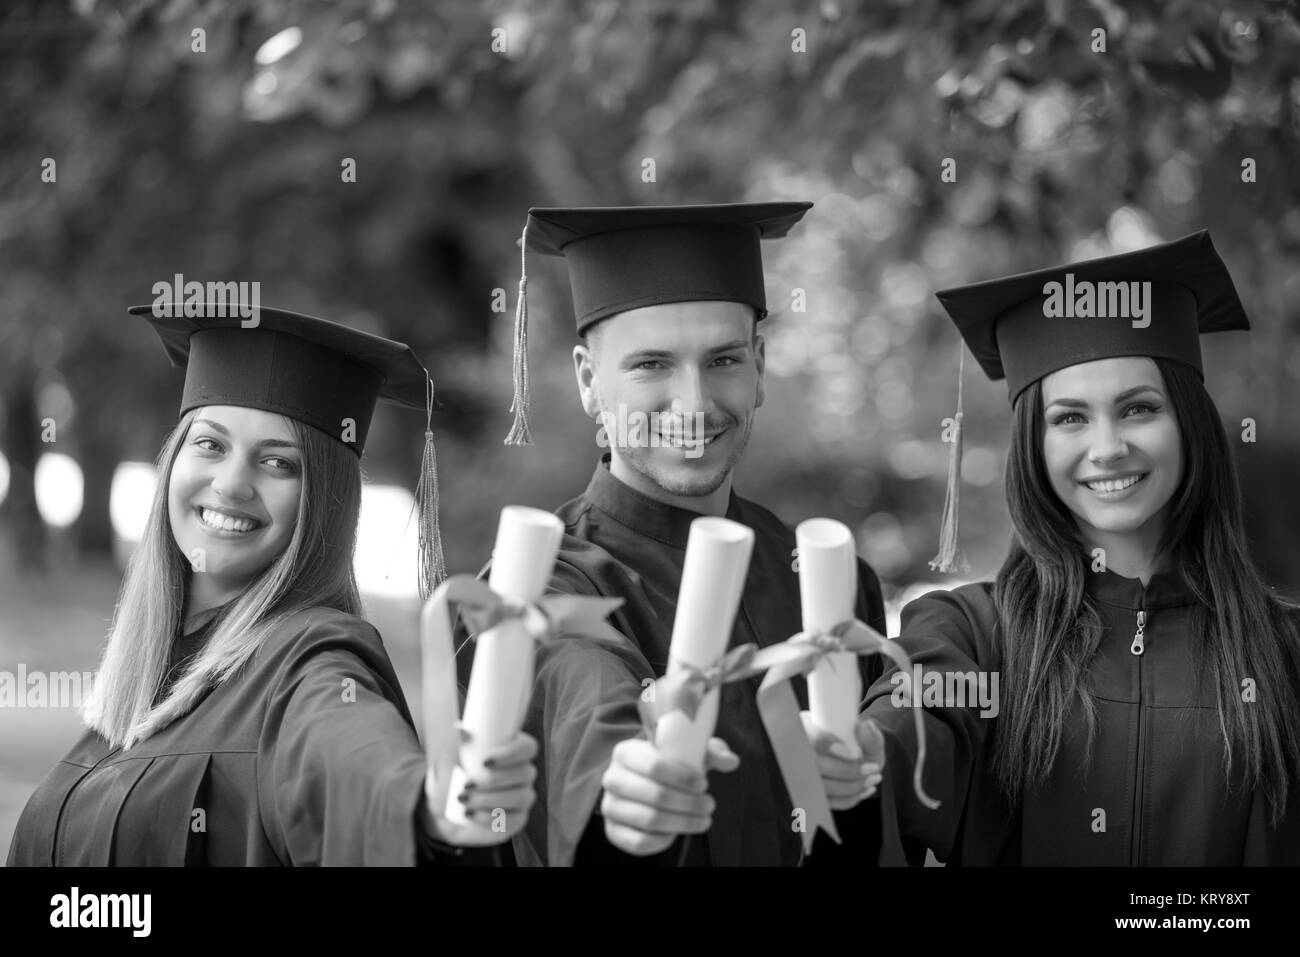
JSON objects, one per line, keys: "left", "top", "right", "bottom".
{"left": 1129, "top": 608, "right": 1146, "bottom": 865}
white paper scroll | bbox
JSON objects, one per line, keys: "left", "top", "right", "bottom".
{"left": 654, "top": 516, "right": 755, "bottom": 772}
{"left": 796, "top": 518, "right": 863, "bottom": 758}
{"left": 443, "top": 506, "right": 564, "bottom": 826}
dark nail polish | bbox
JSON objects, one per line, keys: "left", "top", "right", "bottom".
{"left": 458, "top": 792, "right": 470, "bottom": 804}
{"left": 483, "top": 758, "right": 497, "bottom": 769}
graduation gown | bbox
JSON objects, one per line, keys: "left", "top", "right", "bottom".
{"left": 8, "top": 606, "right": 477, "bottom": 866}
{"left": 476, "top": 459, "right": 888, "bottom": 866}
{"left": 865, "top": 568, "right": 1300, "bottom": 864}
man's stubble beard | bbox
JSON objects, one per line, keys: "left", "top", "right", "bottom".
{"left": 610, "top": 408, "right": 755, "bottom": 500}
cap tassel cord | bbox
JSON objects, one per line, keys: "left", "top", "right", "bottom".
{"left": 929, "top": 345, "right": 970, "bottom": 575}
{"left": 418, "top": 375, "right": 448, "bottom": 599}
{"left": 505, "top": 219, "right": 533, "bottom": 446}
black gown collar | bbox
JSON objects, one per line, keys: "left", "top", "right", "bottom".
{"left": 581, "top": 455, "right": 740, "bottom": 550}
{"left": 1085, "top": 564, "right": 1198, "bottom": 610}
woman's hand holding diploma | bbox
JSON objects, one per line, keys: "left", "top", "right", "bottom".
{"left": 790, "top": 519, "right": 891, "bottom": 817}
{"left": 423, "top": 727, "right": 539, "bottom": 846}
{"left": 800, "top": 712, "right": 886, "bottom": 810}
{"left": 421, "top": 506, "right": 571, "bottom": 847}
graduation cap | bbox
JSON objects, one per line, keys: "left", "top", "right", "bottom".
{"left": 504, "top": 201, "right": 814, "bottom": 445}
{"left": 128, "top": 302, "right": 446, "bottom": 595}
{"left": 937, "top": 230, "right": 1249, "bottom": 405}
{"left": 926, "top": 230, "right": 1250, "bottom": 574}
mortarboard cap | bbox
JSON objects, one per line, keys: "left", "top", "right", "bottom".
{"left": 527, "top": 202, "right": 814, "bottom": 334}
{"left": 504, "top": 201, "right": 813, "bottom": 444}
{"left": 128, "top": 303, "right": 432, "bottom": 455}
{"left": 936, "top": 229, "right": 1250, "bottom": 405}
{"left": 128, "top": 302, "right": 447, "bottom": 595}
{"left": 925, "top": 229, "right": 1251, "bottom": 576}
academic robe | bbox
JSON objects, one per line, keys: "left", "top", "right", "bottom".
{"left": 865, "top": 568, "right": 1300, "bottom": 865}
{"left": 8, "top": 606, "right": 481, "bottom": 866}
{"left": 460, "top": 459, "right": 890, "bottom": 866}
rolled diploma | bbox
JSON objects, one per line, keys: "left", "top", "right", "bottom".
{"left": 444, "top": 505, "right": 564, "bottom": 825}
{"left": 797, "top": 518, "right": 862, "bottom": 758}
{"left": 654, "top": 517, "right": 755, "bottom": 772}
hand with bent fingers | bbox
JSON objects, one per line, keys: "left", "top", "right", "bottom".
{"left": 425, "top": 727, "right": 539, "bottom": 846}
{"left": 600, "top": 735, "right": 740, "bottom": 856}
{"left": 800, "top": 711, "right": 885, "bottom": 811}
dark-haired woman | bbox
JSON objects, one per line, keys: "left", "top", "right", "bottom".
{"left": 858, "top": 232, "right": 1300, "bottom": 864}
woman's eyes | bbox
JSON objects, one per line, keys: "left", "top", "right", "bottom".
{"left": 263, "top": 456, "right": 299, "bottom": 474}
{"left": 192, "top": 437, "right": 298, "bottom": 473}
{"left": 1124, "top": 402, "right": 1160, "bottom": 417}
{"left": 1051, "top": 412, "right": 1086, "bottom": 426}
{"left": 1050, "top": 403, "right": 1161, "bottom": 426}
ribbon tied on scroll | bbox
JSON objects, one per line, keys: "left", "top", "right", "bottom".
{"left": 637, "top": 644, "right": 763, "bottom": 726}
{"left": 447, "top": 577, "right": 627, "bottom": 647}
{"left": 637, "top": 618, "right": 940, "bottom": 855}
{"left": 777, "top": 618, "right": 942, "bottom": 815}
{"left": 420, "top": 573, "right": 625, "bottom": 820}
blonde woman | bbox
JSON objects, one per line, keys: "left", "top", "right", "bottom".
{"left": 8, "top": 304, "right": 536, "bottom": 866}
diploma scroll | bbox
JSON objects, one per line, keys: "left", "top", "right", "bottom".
{"left": 654, "top": 516, "right": 755, "bottom": 772}
{"left": 441, "top": 506, "right": 564, "bottom": 827}
{"left": 796, "top": 518, "right": 863, "bottom": 758}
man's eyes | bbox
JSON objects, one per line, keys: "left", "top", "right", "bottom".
{"left": 630, "top": 355, "right": 742, "bottom": 371}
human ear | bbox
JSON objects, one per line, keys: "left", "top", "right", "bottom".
{"left": 573, "top": 344, "right": 602, "bottom": 419}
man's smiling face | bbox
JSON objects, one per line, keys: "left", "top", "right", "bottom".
{"left": 574, "top": 300, "right": 765, "bottom": 509}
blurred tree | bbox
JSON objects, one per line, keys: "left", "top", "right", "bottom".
{"left": 1, "top": 0, "right": 1297, "bottom": 591}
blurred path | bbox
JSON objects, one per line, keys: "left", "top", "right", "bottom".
{"left": 0, "top": 546, "right": 121, "bottom": 864}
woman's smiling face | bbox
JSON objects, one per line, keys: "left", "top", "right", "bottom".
{"left": 1041, "top": 356, "right": 1184, "bottom": 546}
{"left": 168, "top": 405, "right": 302, "bottom": 610}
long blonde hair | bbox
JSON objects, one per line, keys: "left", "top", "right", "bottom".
{"left": 84, "top": 408, "right": 364, "bottom": 748}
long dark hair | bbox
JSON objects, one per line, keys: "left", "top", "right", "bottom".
{"left": 992, "top": 358, "right": 1300, "bottom": 822}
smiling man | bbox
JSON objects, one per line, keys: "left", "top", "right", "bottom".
{"left": 579, "top": 299, "right": 759, "bottom": 515}
{"left": 469, "top": 203, "right": 893, "bottom": 867}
